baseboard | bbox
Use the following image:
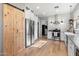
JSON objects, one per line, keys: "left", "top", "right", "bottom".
{"left": 48, "top": 39, "right": 64, "bottom": 42}
{"left": 25, "top": 39, "right": 39, "bottom": 48}
{"left": 16, "top": 48, "right": 26, "bottom": 56}
{"left": 0, "top": 52, "right": 3, "bottom": 56}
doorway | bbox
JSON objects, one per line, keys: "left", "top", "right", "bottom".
{"left": 42, "top": 25, "right": 47, "bottom": 36}
{"left": 38, "top": 22, "right": 39, "bottom": 38}
{"left": 25, "top": 19, "right": 35, "bottom": 47}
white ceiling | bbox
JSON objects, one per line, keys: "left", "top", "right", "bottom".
{"left": 11, "top": 3, "right": 25, "bottom": 10}
{"left": 25, "top": 3, "right": 77, "bottom": 17}
{"left": 10, "top": 3, "right": 77, "bottom": 17}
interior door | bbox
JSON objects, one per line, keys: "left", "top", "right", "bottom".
{"left": 3, "top": 4, "right": 25, "bottom": 55}
{"left": 26, "top": 20, "right": 35, "bottom": 47}
{"left": 14, "top": 7, "right": 25, "bottom": 55}
{"left": 26, "top": 20, "right": 31, "bottom": 47}
{"left": 31, "top": 21, "right": 35, "bottom": 43}
{"left": 38, "top": 22, "right": 39, "bottom": 38}
{"left": 3, "top": 4, "right": 14, "bottom": 56}
{"left": 42, "top": 25, "right": 47, "bottom": 36}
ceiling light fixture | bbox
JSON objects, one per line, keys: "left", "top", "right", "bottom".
{"left": 69, "top": 5, "right": 72, "bottom": 19}
{"left": 53, "top": 6, "right": 60, "bottom": 24}
{"left": 36, "top": 6, "right": 40, "bottom": 9}
{"left": 26, "top": 6, "right": 30, "bottom": 10}
{"left": 68, "top": 5, "right": 74, "bottom": 32}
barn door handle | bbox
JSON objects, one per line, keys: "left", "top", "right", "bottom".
{"left": 5, "top": 25, "right": 7, "bottom": 27}
{"left": 17, "top": 29, "right": 18, "bottom": 33}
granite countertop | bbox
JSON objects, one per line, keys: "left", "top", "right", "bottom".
{"left": 64, "top": 32, "right": 75, "bottom": 36}
{"left": 64, "top": 32, "right": 79, "bottom": 49}
{"left": 72, "top": 35, "right": 79, "bottom": 49}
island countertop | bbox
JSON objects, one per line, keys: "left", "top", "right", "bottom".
{"left": 64, "top": 32, "right": 79, "bottom": 49}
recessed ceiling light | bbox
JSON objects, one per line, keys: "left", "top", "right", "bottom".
{"left": 26, "top": 6, "right": 30, "bottom": 10}
{"left": 54, "top": 6, "right": 59, "bottom": 8}
{"left": 70, "top": 5, "right": 72, "bottom": 7}
{"left": 36, "top": 6, "right": 40, "bottom": 9}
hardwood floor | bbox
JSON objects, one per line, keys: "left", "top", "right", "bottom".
{"left": 17, "top": 38, "right": 68, "bottom": 56}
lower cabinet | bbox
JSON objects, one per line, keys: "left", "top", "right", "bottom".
{"left": 68, "top": 37, "right": 76, "bottom": 56}
{"left": 47, "top": 31, "right": 52, "bottom": 39}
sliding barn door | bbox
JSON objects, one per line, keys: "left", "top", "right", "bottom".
{"left": 3, "top": 4, "right": 14, "bottom": 56}
{"left": 3, "top": 4, "right": 25, "bottom": 56}
{"left": 14, "top": 7, "right": 25, "bottom": 55}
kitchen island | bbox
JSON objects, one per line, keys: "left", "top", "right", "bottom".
{"left": 65, "top": 32, "right": 79, "bottom": 56}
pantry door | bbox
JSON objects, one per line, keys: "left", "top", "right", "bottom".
{"left": 3, "top": 4, "right": 25, "bottom": 55}
{"left": 15, "top": 8, "right": 25, "bottom": 55}
{"left": 3, "top": 4, "right": 14, "bottom": 56}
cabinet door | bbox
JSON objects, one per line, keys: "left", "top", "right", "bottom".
{"left": 48, "top": 32, "right": 52, "bottom": 39}
{"left": 3, "top": 4, "right": 14, "bottom": 56}
{"left": 68, "top": 38, "right": 75, "bottom": 56}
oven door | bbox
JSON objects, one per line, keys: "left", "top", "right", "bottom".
{"left": 76, "top": 48, "right": 79, "bottom": 56}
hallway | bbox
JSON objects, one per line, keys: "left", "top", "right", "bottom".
{"left": 17, "top": 37, "right": 67, "bottom": 56}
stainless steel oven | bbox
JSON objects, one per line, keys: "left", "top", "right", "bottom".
{"left": 76, "top": 48, "right": 79, "bottom": 56}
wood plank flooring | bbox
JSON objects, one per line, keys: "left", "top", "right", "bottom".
{"left": 17, "top": 37, "right": 68, "bottom": 56}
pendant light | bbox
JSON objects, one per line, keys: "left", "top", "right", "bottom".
{"left": 70, "top": 5, "right": 72, "bottom": 19}
{"left": 53, "top": 6, "right": 60, "bottom": 24}
{"left": 69, "top": 5, "right": 73, "bottom": 23}
{"left": 69, "top": 5, "right": 74, "bottom": 32}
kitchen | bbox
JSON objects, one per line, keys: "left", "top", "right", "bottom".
{"left": 25, "top": 3, "right": 79, "bottom": 56}
{"left": 0, "top": 3, "right": 79, "bottom": 56}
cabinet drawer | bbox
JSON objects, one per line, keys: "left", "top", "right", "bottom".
{"left": 68, "top": 39, "right": 75, "bottom": 56}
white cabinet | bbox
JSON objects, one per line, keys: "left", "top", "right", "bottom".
{"left": 47, "top": 31, "right": 52, "bottom": 39}
{"left": 61, "top": 32, "right": 66, "bottom": 41}
{"left": 68, "top": 37, "right": 76, "bottom": 56}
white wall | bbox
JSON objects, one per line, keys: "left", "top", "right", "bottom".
{"left": 48, "top": 14, "right": 70, "bottom": 41}
{"left": 10, "top": 3, "right": 25, "bottom": 10}
{"left": 73, "top": 4, "right": 79, "bottom": 29}
{"left": 48, "top": 14, "right": 70, "bottom": 31}
{"left": 0, "top": 4, "right": 3, "bottom": 55}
